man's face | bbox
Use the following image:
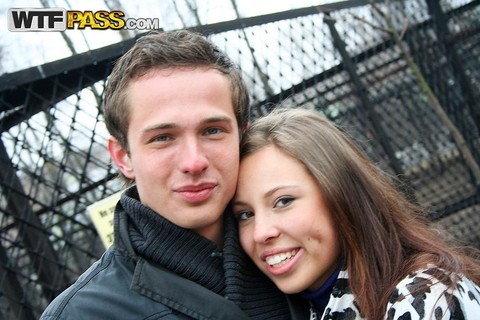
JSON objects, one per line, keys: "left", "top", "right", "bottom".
{"left": 109, "top": 67, "right": 240, "bottom": 244}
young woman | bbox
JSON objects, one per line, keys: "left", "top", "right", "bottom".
{"left": 233, "top": 107, "right": 480, "bottom": 319}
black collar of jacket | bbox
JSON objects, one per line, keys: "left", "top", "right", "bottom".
{"left": 132, "top": 259, "right": 250, "bottom": 320}
{"left": 287, "top": 294, "right": 311, "bottom": 320}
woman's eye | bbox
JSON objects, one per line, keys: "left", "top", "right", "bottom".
{"left": 234, "top": 210, "right": 254, "bottom": 221}
{"left": 274, "top": 196, "right": 294, "bottom": 208}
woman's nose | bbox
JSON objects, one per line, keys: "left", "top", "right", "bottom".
{"left": 253, "top": 214, "right": 280, "bottom": 243}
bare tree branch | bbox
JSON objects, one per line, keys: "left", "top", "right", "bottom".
{"left": 230, "top": 0, "right": 274, "bottom": 96}
{"left": 366, "top": 0, "right": 480, "bottom": 186}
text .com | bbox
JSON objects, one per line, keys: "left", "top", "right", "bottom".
{"left": 7, "top": 8, "right": 161, "bottom": 32}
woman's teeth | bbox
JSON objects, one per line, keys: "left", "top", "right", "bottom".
{"left": 266, "top": 250, "right": 297, "bottom": 267}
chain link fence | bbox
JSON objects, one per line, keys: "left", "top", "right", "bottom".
{"left": 1, "top": 0, "right": 479, "bottom": 318}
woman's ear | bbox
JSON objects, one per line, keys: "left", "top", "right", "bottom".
{"left": 107, "top": 137, "right": 135, "bottom": 180}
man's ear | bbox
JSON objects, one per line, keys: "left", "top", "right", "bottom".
{"left": 107, "top": 137, "right": 135, "bottom": 180}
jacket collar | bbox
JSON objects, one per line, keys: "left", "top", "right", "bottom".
{"left": 132, "top": 258, "right": 250, "bottom": 320}
{"left": 113, "top": 186, "right": 290, "bottom": 319}
{"left": 287, "top": 294, "right": 311, "bottom": 320}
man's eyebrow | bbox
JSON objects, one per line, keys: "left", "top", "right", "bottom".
{"left": 142, "top": 116, "right": 233, "bottom": 133}
{"left": 201, "top": 116, "right": 234, "bottom": 124}
{"left": 143, "top": 123, "right": 177, "bottom": 133}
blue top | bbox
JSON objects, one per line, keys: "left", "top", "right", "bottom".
{"left": 299, "top": 267, "right": 340, "bottom": 316}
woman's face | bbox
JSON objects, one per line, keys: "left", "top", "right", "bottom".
{"left": 233, "top": 145, "right": 340, "bottom": 294}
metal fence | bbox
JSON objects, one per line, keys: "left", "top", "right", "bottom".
{"left": 1, "top": 0, "right": 479, "bottom": 318}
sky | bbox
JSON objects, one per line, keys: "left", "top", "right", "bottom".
{"left": 0, "top": 0, "right": 343, "bottom": 73}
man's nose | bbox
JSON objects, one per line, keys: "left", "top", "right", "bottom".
{"left": 178, "top": 138, "right": 209, "bottom": 175}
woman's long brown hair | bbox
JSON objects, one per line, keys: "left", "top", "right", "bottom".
{"left": 241, "top": 107, "right": 480, "bottom": 319}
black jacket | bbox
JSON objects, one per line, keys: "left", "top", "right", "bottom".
{"left": 41, "top": 186, "right": 290, "bottom": 319}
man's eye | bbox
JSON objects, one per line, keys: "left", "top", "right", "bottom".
{"left": 205, "top": 127, "right": 223, "bottom": 135}
{"left": 274, "top": 196, "right": 294, "bottom": 208}
{"left": 151, "top": 135, "right": 171, "bottom": 142}
{"left": 234, "top": 210, "right": 254, "bottom": 221}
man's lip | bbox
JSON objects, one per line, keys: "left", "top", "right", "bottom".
{"left": 175, "top": 182, "right": 217, "bottom": 203}
{"left": 175, "top": 182, "right": 217, "bottom": 192}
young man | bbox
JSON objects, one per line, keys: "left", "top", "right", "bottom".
{"left": 41, "top": 30, "right": 289, "bottom": 319}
